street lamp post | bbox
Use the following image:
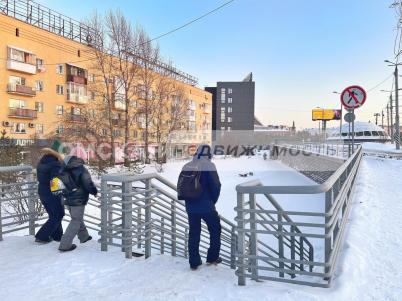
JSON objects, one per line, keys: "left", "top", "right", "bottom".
{"left": 385, "top": 60, "right": 401, "bottom": 150}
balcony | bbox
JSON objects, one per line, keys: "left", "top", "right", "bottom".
{"left": 67, "top": 74, "right": 87, "bottom": 85}
{"left": 8, "top": 108, "right": 37, "bottom": 119}
{"left": 7, "top": 83, "right": 36, "bottom": 97}
{"left": 114, "top": 100, "right": 126, "bottom": 111}
{"left": 67, "top": 93, "right": 88, "bottom": 104}
{"left": 112, "top": 119, "right": 125, "bottom": 127}
{"left": 7, "top": 59, "right": 37, "bottom": 74}
{"left": 67, "top": 114, "right": 86, "bottom": 123}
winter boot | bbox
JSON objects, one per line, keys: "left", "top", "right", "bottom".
{"left": 59, "top": 244, "right": 77, "bottom": 252}
{"left": 81, "top": 236, "right": 92, "bottom": 244}
{"left": 207, "top": 257, "right": 223, "bottom": 266}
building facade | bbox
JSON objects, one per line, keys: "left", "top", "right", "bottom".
{"left": 205, "top": 73, "right": 255, "bottom": 139}
{"left": 0, "top": 0, "right": 211, "bottom": 160}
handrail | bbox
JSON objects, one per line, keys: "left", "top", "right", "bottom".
{"left": 236, "top": 146, "right": 362, "bottom": 194}
{"left": 234, "top": 144, "right": 362, "bottom": 287}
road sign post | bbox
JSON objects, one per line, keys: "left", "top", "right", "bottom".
{"left": 340, "top": 86, "right": 367, "bottom": 157}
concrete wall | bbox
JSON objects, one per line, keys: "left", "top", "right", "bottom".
{"left": 270, "top": 145, "right": 345, "bottom": 184}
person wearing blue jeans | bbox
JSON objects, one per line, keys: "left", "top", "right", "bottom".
{"left": 182, "top": 145, "right": 222, "bottom": 270}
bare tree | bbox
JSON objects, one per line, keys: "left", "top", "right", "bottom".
{"left": 105, "top": 11, "right": 141, "bottom": 167}
{"left": 84, "top": 12, "right": 118, "bottom": 166}
{"left": 135, "top": 28, "right": 160, "bottom": 164}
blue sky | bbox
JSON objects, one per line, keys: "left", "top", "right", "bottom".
{"left": 41, "top": 0, "right": 397, "bottom": 128}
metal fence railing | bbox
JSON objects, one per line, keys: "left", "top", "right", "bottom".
{"left": 235, "top": 145, "right": 363, "bottom": 287}
{"left": 0, "top": 165, "right": 38, "bottom": 240}
{"left": 99, "top": 173, "right": 238, "bottom": 268}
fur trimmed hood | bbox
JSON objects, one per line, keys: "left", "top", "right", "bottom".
{"left": 40, "top": 148, "right": 64, "bottom": 161}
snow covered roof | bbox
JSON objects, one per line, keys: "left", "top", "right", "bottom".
{"left": 330, "top": 122, "right": 386, "bottom": 134}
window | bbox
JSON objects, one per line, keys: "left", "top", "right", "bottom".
{"left": 56, "top": 64, "right": 64, "bottom": 74}
{"left": 56, "top": 105, "right": 64, "bottom": 115}
{"left": 364, "top": 131, "right": 372, "bottom": 136}
{"left": 35, "top": 80, "right": 44, "bottom": 92}
{"left": 35, "top": 124, "right": 44, "bottom": 134}
{"left": 133, "top": 130, "right": 138, "bottom": 138}
{"left": 56, "top": 125, "right": 64, "bottom": 134}
{"left": 88, "top": 74, "right": 95, "bottom": 83}
{"left": 90, "top": 91, "right": 95, "bottom": 100}
{"left": 56, "top": 85, "right": 64, "bottom": 95}
{"left": 12, "top": 123, "right": 26, "bottom": 133}
{"left": 228, "top": 88, "right": 233, "bottom": 94}
{"left": 227, "top": 117, "right": 232, "bottom": 123}
{"left": 36, "top": 58, "right": 44, "bottom": 69}
{"left": 356, "top": 132, "right": 364, "bottom": 137}
{"left": 221, "top": 88, "right": 226, "bottom": 102}
{"left": 228, "top": 106, "right": 233, "bottom": 113}
{"left": 228, "top": 97, "right": 233, "bottom": 104}
{"left": 102, "top": 129, "right": 108, "bottom": 136}
{"left": 35, "top": 102, "right": 44, "bottom": 113}
{"left": 9, "top": 99, "right": 26, "bottom": 108}
{"left": 227, "top": 126, "right": 232, "bottom": 131}
{"left": 16, "top": 28, "right": 19, "bottom": 37}
{"left": 71, "top": 107, "right": 81, "bottom": 115}
{"left": 9, "top": 76, "right": 25, "bottom": 85}
{"left": 89, "top": 109, "right": 96, "bottom": 118}
{"left": 372, "top": 131, "right": 379, "bottom": 136}
{"left": 220, "top": 107, "right": 226, "bottom": 122}
{"left": 220, "top": 126, "right": 225, "bottom": 130}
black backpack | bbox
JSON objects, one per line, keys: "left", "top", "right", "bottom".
{"left": 50, "top": 168, "right": 79, "bottom": 197}
{"left": 177, "top": 162, "right": 203, "bottom": 200}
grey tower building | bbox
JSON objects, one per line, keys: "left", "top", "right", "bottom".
{"left": 205, "top": 73, "right": 255, "bottom": 140}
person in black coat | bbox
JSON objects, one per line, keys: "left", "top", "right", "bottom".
{"left": 183, "top": 144, "right": 222, "bottom": 270}
{"left": 58, "top": 155, "right": 97, "bottom": 252}
{"left": 35, "top": 147, "right": 65, "bottom": 243}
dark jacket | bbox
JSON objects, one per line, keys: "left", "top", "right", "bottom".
{"left": 37, "top": 154, "right": 63, "bottom": 188}
{"left": 184, "top": 145, "right": 221, "bottom": 214}
{"left": 63, "top": 156, "right": 97, "bottom": 206}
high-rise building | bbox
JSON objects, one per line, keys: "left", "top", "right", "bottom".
{"left": 206, "top": 73, "right": 255, "bottom": 136}
{"left": 0, "top": 0, "right": 212, "bottom": 160}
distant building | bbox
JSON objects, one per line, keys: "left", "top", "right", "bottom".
{"left": 205, "top": 73, "right": 255, "bottom": 140}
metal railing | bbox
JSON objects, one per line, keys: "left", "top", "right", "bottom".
{"left": 99, "top": 173, "right": 238, "bottom": 268}
{"left": 235, "top": 145, "right": 363, "bottom": 287}
{"left": 0, "top": 165, "right": 38, "bottom": 240}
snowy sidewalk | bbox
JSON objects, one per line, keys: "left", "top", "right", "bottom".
{"left": 1, "top": 156, "right": 401, "bottom": 301}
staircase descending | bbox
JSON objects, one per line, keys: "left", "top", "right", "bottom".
{"left": 1, "top": 144, "right": 363, "bottom": 288}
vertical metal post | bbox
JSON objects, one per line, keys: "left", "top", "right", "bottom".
{"left": 122, "top": 181, "right": 132, "bottom": 259}
{"left": 248, "top": 193, "right": 258, "bottom": 281}
{"left": 278, "top": 212, "right": 284, "bottom": 278}
{"left": 144, "top": 179, "right": 152, "bottom": 259}
{"left": 160, "top": 218, "right": 165, "bottom": 254}
{"left": 390, "top": 95, "right": 394, "bottom": 144}
{"left": 394, "top": 65, "right": 400, "bottom": 150}
{"left": 299, "top": 237, "right": 304, "bottom": 271}
{"left": 171, "top": 199, "right": 177, "bottom": 257}
{"left": 108, "top": 209, "right": 113, "bottom": 245}
{"left": 236, "top": 192, "right": 246, "bottom": 286}
{"left": 387, "top": 103, "right": 390, "bottom": 136}
{"left": 27, "top": 172, "right": 36, "bottom": 236}
{"left": 100, "top": 179, "right": 108, "bottom": 251}
{"left": 324, "top": 189, "right": 333, "bottom": 278}
{"left": 137, "top": 202, "right": 142, "bottom": 249}
{"left": 230, "top": 226, "right": 237, "bottom": 269}
{"left": 290, "top": 225, "right": 296, "bottom": 279}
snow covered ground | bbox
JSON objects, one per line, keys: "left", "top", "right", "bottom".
{"left": 1, "top": 152, "right": 401, "bottom": 300}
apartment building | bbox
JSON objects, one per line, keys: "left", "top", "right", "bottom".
{"left": 0, "top": 0, "right": 212, "bottom": 159}
{"left": 205, "top": 73, "right": 255, "bottom": 142}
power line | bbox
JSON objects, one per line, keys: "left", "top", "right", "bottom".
{"left": 366, "top": 73, "right": 394, "bottom": 93}
{"left": 0, "top": 0, "right": 235, "bottom": 66}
